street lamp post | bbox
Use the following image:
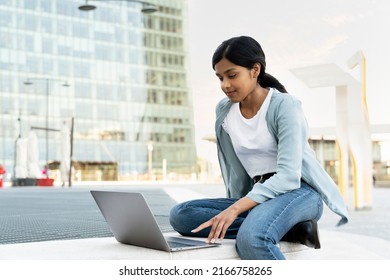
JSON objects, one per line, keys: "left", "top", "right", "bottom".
{"left": 147, "top": 141, "right": 153, "bottom": 180}
{"left": 78, "top": 0, "right": 158, "bottom": 13}
{"left": 24, "top": 78, "right": 70, "bottom": 177}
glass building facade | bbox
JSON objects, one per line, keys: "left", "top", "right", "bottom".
{"left": 0, "top": 0, "right": 197, "bottom": 181}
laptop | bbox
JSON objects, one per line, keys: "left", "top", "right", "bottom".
{"left": 90, "top": 190, "right": 220, "bottom": 252}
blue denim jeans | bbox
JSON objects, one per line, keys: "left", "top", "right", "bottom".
{"left": 169, "top": 181, "right": 323, "bottom": 260}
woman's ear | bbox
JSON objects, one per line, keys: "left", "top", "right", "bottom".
{"left": 252, "top": 63, "right": 261, "bottom": 78}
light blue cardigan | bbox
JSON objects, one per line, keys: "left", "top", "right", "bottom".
{"left": 215, "top": 89, "right": 349, "bottom": 226}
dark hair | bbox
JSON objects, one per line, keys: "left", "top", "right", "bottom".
{"left": 212, "top": 36, "right": 287, "bottom": 93}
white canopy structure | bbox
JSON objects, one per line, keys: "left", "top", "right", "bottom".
{"left": 60, "top": 122, "right": 71, "bottom": 185}
{"left": 15, "top": 138, "right": 28, "bottom": 179}
{"left": 290, "top": 51, "right": 373, "bottom": 210}
{"left": 27, "top": 130, "right": 41, "bottom": 178}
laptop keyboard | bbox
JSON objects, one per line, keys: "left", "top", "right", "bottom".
{"left": 167, "top": 240, "right": 196, "bottom": 248}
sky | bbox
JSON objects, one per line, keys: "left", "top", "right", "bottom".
{"left": 186, "top": 0, "right": 390, "bottom": 161}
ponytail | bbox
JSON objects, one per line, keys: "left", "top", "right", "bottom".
{"left": 258, "top": 70, "right": 287, "bottom": 93}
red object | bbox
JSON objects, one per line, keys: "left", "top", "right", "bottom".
{"left": 37, "top": 178, "right": 54, "bottom": 187}
{"left": 0, "top": 165, "right": 5, "bottom": 188}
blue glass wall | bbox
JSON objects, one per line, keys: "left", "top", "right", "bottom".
{"left": 0, "top": 0, "right": 196, "bottom": 181}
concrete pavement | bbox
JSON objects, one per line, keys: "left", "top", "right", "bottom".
{"left": 0, "top": 182, "right": 390, "bottom": 260}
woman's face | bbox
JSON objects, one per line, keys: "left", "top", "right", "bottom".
{"left": 214, "top": 58, "right": 259, "bottom": 103}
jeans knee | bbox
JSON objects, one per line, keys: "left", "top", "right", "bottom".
{"left": 169, "top": 203, "right": 186, "bottom": 232}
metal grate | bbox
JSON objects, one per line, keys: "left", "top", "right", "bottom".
{"left": 0, "top": 187, "right": 176, "bottom": 245}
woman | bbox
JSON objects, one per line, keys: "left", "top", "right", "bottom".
{"left": 169, "top": 36, "right": 348, "bottom": 260}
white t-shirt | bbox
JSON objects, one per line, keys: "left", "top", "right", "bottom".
{"left": 222, "top": 88, "right": 277, "bottom": 178}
